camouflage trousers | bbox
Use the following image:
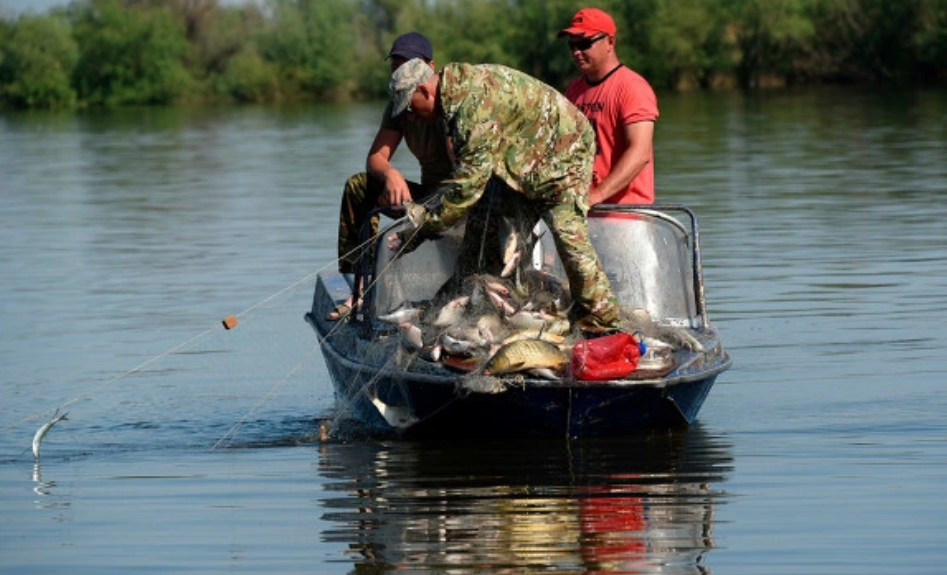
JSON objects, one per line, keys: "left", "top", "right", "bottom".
{"left": 444, "top": 181, "right": 622, "bottom": 333}
{"left": 541, "top": 196, "right": 622, "bottom": 333}
{"left": 435, "top": 178, "right": 512, "bottom": 298}
{"left": 336, "top": 172, "right": 436, "bottom": 274}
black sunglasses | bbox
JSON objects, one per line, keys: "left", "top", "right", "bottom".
{"left": 568, "top": 34, "right": 607, "bottom": 51}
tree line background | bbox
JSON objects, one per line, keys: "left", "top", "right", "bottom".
{"left": 1, "top": 0, "right": 945, "bottom": 109}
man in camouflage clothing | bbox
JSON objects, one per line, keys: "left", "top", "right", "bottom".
{"left": 388, "top": 58, "right": 621, "bottom": 333}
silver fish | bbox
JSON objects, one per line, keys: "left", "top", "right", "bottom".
{"left": 500, "top": 250, "right": 522, "bottom": 278}
{"left": 499, "top": 216, "right": 536, "bottom": 275}
{"left": 506, "top": 310, "right": 545, "bottom": 330}
{"left": 399, "top": 323, "right": 442, "bottom": 361}
{"left": 32, "top": 411, "right": 68, "bottom": 459}
{"left": 483, "top": 279, "right": 510, "bottom": 297}
{"left": 526, "top": 367, "right": 562, "bottom": 380}
{"left": 370, "top": 397, "right": 418, "bottom": 429}
{"left": 399, "top": 323, "right": 425, "bottom": 351}
{"left": 432, "top": 295, "right": 470, "bottom": 327}
{"left": 497, "top": 206, "right": 540, "bottom": 288}
{"left": 440, "top": 333, "right": 479, "bottom": 355}
{"left": 378, "top": 306, "right": 424, "bottom": 325}
{"left": 422, "top": 345, "right": 442, "bottom": 362}
{"left": 487, "top": 290, "right": 517, "bottom": 316}
{"left": 459, "top": 374, "right": 506, "bottom": 394}
{"left": 641, "top": 326, "right": 704, "bottom": 352}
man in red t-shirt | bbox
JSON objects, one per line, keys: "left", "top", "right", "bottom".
{"left": 560, "top": 8, "right": 659, "bottom": 205}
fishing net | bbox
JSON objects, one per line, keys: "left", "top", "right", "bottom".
{"left": 368, "top": 207, "right": 700, "bottom": 330}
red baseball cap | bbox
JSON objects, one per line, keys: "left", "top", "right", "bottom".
{"left": 558, "top": 8, "right": 617, "bottom": 38}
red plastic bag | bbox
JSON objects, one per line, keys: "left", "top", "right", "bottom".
{"left": 571, "top": 332, "right": 643, "bottom": 381}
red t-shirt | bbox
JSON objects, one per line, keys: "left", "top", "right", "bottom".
{"left": 565, "top": 65, "right": 658, "bottom": 204}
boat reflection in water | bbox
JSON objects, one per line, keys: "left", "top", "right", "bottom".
{"left": 317, "top": 424, "right": 732, "bottom": 573}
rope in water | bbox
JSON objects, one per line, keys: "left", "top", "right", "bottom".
{"left": 5, "top": 196, "right": 441, "bottom": 452}
{"left": 0, "top": 224, "right": 390, "bottom": 437}
{"left": 211, "top": 205, "right": 439, "bottom": 446}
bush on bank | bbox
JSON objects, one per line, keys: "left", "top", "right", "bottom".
{"left": 1, "top": 0, "right": 945, "bottom": 109}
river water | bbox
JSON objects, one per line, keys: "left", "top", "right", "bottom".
{"left": 1, "top": 87, "right": 946, "bottom": 574}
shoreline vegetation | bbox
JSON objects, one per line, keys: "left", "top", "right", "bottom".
{"left": 1, "top": 0, "right": 945, "bottom": 109}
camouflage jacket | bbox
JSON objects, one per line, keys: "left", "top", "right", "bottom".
{"left": 422, "top": 63, "right": 594, "bottom": 235}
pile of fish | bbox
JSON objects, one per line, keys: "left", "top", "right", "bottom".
{"left": 376, "top": 200, "right": 701, "bottom": 382}
{"left": 379, "top": 270, "right": 575, "bottom": 380}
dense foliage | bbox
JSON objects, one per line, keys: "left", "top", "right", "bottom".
{"left": 1, "top": 0, "right": 945, "bottom": 108}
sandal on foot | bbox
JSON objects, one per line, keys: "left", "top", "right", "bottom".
{"left": 326, "top": 303, "right": 352, "bottom": 321}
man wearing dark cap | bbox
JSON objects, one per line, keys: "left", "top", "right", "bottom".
{"left": 330, "top": 32, "right": 452, "bottom": 319}
{"left": 559, "top": 7, "right": 659, "bottom": 206}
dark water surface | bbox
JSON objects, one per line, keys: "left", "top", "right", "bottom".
{"left": 2, "top": 87, "right": 946, "bottom": 574}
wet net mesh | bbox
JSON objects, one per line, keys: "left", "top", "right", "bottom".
{"left": 367, "top": 208, "right": 699, "bottom": 330}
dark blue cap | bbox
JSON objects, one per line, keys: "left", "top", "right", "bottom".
{"left": 386, "top": 32, "right": 433, "bottom": 61}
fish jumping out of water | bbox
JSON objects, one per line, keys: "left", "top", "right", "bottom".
{"left": 32, "top": 411, "right": 68, "bottom": 459}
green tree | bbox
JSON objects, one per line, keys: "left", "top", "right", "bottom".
{"left": 258, "top": 0, "right": 359, "bottom": 99}
{"left": 72, "top": 0, "right": 193, "bottom": 106}
{"left": 504, "top": 0, "right": 577, "bottom": 88}
{"left": 649, "top": 0, "right": 733, "bottom": 90}
{"left": 726, "top": 0, "right": 816, "bottom": 88}
{"left": 805, "top": 0, "right": 927, "bottom": 83}
{"left": 914, "top": 0, "right": 947, "bottom": 81}
{"left": 3, "top": 0, "right": 947, "bottom": 109}
{"left": 217, "top": 44, "right": 280, "bottom": 102}
{"left": 427, "top": 0, "right": 514, "bottom": 65}
{"left": 0, "top": 14, "right": 78, "bottom": 108}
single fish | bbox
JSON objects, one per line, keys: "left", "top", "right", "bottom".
{"left": 497, "top": 207, "right": 540, "bottom": 285}
{"left": 487, "top": 290, "right": 517, "bottom": 316}
{"left": 500, "top": 250, "right": 522, "bottom": 278}
{"left": 459, "top": 374, "right": 505, "bottom": 394}
{"left": 506, "top": 310, "right": 571, "bottom": 336}
{"left": 525, "top": 367, "right": 562, "bottom": 380}
{"left": 399, "top": 323, "right": 442, "bottom": 361}
{"left": 483, "top": 339, "right": 568, "bottom": 377}
{"left": 399, "top": 323, "right": 425, "bottom": 351}
{"left": 32, "top": 411, "right": 68, "bottom": 459}
{"left": 378, "top": 305, "right": 424, "bottom": 325}
{"left": 542, "top": 316, "right": 573, "bottom": 337}
{"left": 641, "top": 326, "right": 705, "bottom": 352}
{"left": 501, "top": 329, "right": 566, "bottom": 346}
{"left": 440, "top": 333, "right": 480, "bottom": 356}
{"left": 499, "top": 218, "right": 524, "bottom": 273}
{"left": 483, "top": 279, "right": 510, "bottom": 297}
{"left": 431, "top": 295, "right": 470, "bottom": 327}
{"left": 421, "top": 344, "right": 442, "bottom": 362}
{"left": 370, "top": 397, "right": 418, "bottom": 429}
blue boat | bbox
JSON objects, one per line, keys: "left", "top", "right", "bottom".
{"left": 305, "top": 204, "right": 731, "bottom": 438}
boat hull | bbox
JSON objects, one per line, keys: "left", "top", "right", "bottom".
{"left": 307, "top": 205, "right": 732, "bottom": 438}
{"left": 306, "top": 272, "right": 730, "bottom": 438}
